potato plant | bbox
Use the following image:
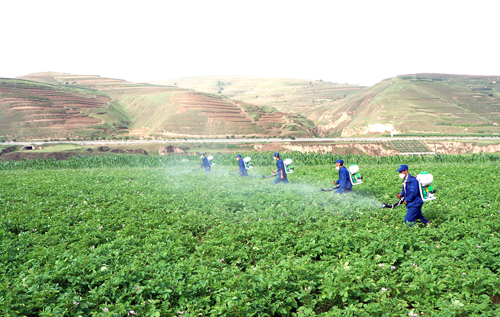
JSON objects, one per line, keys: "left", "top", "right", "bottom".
{"left": 1, "top": 155, "right": 499, "bottom": 316}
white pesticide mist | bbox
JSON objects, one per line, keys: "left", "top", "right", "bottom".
{"left": 159, "top": 162, "right": 385, "bottom": 217}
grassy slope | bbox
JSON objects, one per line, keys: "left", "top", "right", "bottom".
{"left": 151, "top": 76, "right": 364, "bottom": 116}
{"left": 312, "top": 74, "right": 500, "bottom": 136}
{"left": 18, "top": 73, "right": 316, "bottom": 138}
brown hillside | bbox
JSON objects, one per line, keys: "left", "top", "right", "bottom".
{"left": 18, "top": 73, "right": 316, "bottom": 138}
{"left": 151, "top": 75, "right": 365, "bottom": 115}
{"left": 0, "top": 79, "right": 125, "bottom": 140}
{"left": 313, "top": 74, "right": 500, "bottom": 137}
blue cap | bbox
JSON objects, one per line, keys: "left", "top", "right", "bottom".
{"left": 273, "top": 152, "right": 279, "bottom": 157}
{"left": 236, "top": 154, "right": 242, "bottom": 158}
{"left": 335, "top": 159, "right": 344, "bottom": 165}
{"left": 201, "top": 153, "right": 205, "bottom": 156}
{"left": 396, "top": 164, "right": 408, "bottom": 172}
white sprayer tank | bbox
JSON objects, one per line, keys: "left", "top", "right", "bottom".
{"left": 348, "top": 164, "right": 359, "bottom": 174}
{"left": 244, "top": 157, "right": 251, "bottom": 163}
{"left": 207, "top": 155, "right": 213, "bottom": 161}
{"left": 417, "top": 172, "right": 433, "bottom": 186}
{"left": 284, "top": 158, "right": 293, "bottom": 166}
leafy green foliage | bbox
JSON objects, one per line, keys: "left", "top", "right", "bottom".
{"left": 1, "top": 155, "right": 500, "bottom": 315}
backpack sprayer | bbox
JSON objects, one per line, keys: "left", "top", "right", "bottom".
{"left": 207, "top": 155, "right": 215, "bottom": 166}
{"left": 284, "top": 158, "right": 294, "bottom": 173}
{"left": 382, "top": 171, "right": 436, "bottom": 208}
{"left": 416, "top": 171, "right": 436, "bottom": 201}
{"left": 348, "top": 164, "right": 363, "bottom": 185}
{"left": 244, "top": 157, "right": 253, "bottom": 169}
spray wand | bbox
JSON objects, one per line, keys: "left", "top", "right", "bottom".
{"left": 381, "top": 197, "right": 404, "bottom": 209}
{"left": 262, "top": 173, "right": 278, "bottom": 178}
{"left": 319, "top": 185, "right": 340, "bottom": 192}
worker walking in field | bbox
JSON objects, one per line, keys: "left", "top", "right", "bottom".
{"left": 271, "top": 152, "right": 288, "bottom": 184}
{"left": 200, "top": 153, "right": 211, "bottom": 173}
{"left": 236, "top": 155, "right": 248, "bottom": 177}
{"left": 396, "top": 164, "right": 430, "bottom": 226}
{"left": 333, "top": 159, "right": 352, "bottom": 194}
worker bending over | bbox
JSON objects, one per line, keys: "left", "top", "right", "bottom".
{"left": 333, "top": 159, "right": 352, "bottom": 194}
{"left": 236, "top": 155, "right": 248, "bottom": 177}
{"left": 271, "top": 152, "right": 288, "bottom": 184}
{"left": 397, "top": 164, "right": 430, "bottom": 226}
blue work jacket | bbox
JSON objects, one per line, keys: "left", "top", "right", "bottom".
{"left": 335, "top": 166, "right": 352, "bottom": 193}
{"left": 202, "top": 157, "right": 211, "bottom": 168}
{"left": 239, "top": 159, "right": 247, "bottom": 172}
{"left": 276, "top": 159, "right": 286, "bottom": 173}
{"left": 400, "top": 174, "right": 423, "bottom": 208}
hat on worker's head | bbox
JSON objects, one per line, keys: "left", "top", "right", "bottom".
{"left": 273, "top": 152, "right": 279, "bottom": 158}
{"left": 200, "top": 153, "right": 205, "bottom": 157}
{"left": 396, "top": 164, "right": 409, "bottom": 172}
{"left": 236, "top": 154, "right": 242, "bottom": 158}
{"left": 335, "top": 159, "right": 344, "bottom": 165}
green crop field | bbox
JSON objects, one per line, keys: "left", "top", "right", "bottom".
{"left": 1, "top": 154, "right": 500, "bottom": 316}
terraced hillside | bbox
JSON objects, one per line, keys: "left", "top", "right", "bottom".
{"left": 14, "top": 73, "right": 316, "bottom": 139}
{"left": 151, "top": 76, "right": 364, "bottom": 116}
{"left": 0, "top": 79, "right": 130, "bottom": 140}
{"left": 312, "top": 74, "right": 500, "bottom": 137}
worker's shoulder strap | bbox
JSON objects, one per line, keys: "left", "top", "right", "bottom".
{"left": 407, "top": 175, "right": 425, "bottom": 198}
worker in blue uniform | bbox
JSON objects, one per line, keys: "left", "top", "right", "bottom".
{"left": 236, "top": 155, "right": 248, "bottom": 177}
{"left": 200, "top": 153, "right": 211, "bottom": 173}
{"left": 333, "top": 159, "right": 352, "bottom": 194}
{"left": 271, "top": 152, "right": 288, "bottom": 184}
{"left": 396, "top": 164, "right": 430, "bottom": 226}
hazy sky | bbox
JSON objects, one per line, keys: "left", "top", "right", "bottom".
{"left": 1, "top": 0, "right": 498, "bottom": 86}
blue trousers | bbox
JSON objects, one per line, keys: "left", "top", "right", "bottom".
{"left": 274, "top": 174, "right": 289, "bottom": 184}
{"left": 239, "top": 170, "right": 248, "bottom": 177}
{"left": 205, "top": 167, "right": 211, "bottom": 173}
{"left": 404, "top": 205, "right": 428, "bottom": 226}
{"left": 334, "top": 188, "right": 352, "bottom": 195}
